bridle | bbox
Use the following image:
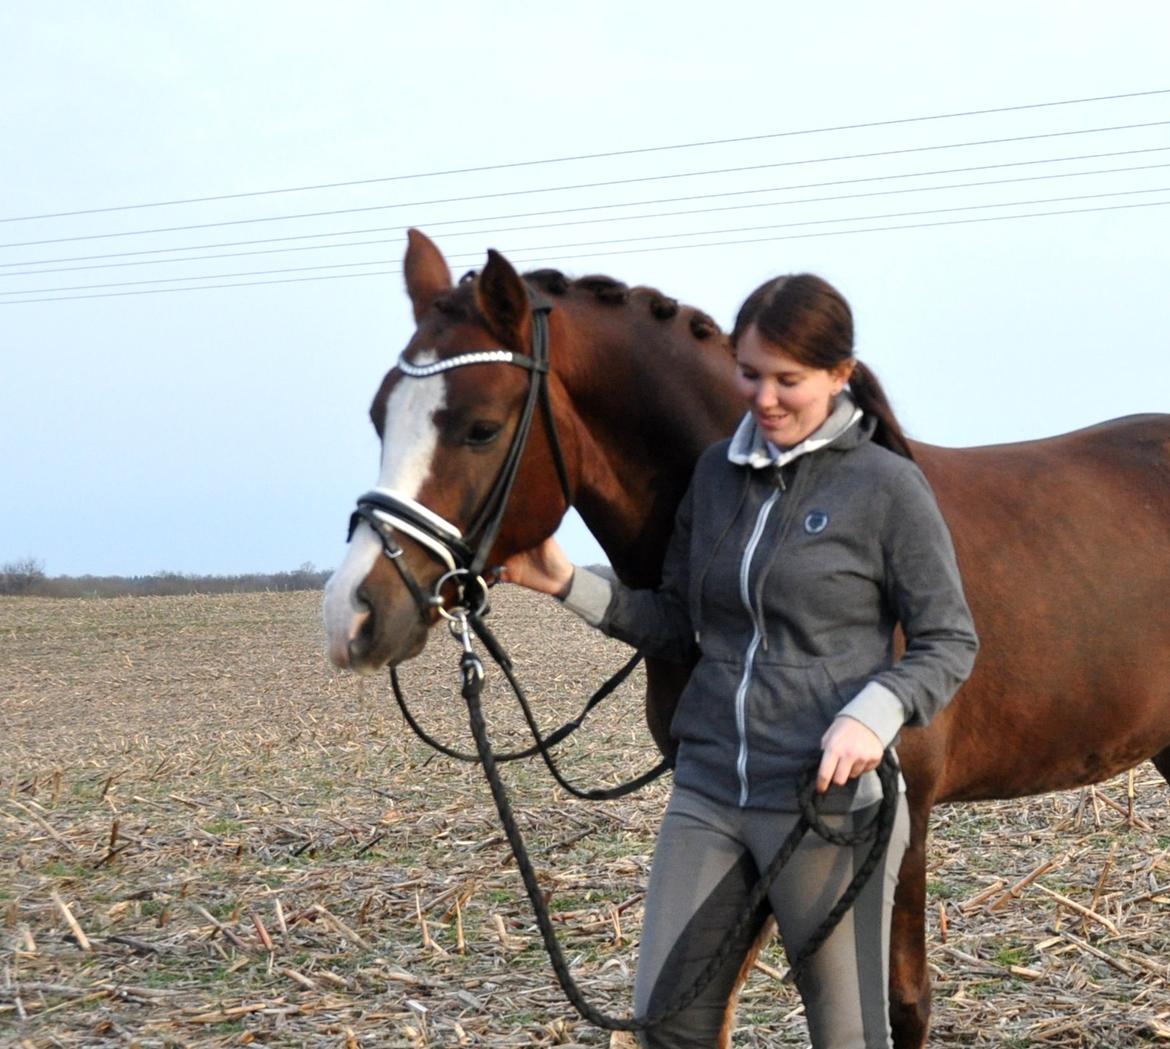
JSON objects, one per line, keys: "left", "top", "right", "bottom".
{"left": 345, "top": 294, "right": 572, "bottom": 624}
{"left": 344, "top": 287, "right": 653, "bottom": 777}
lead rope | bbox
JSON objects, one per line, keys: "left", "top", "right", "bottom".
{"left": 449, "top": 609, "right": 900, "bottom": 1033}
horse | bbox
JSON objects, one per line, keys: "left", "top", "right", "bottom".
{"left": 322, "top": 228, "right": 1170, "bottom": 1048}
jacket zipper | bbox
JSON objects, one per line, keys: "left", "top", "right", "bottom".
{"left": 733, "top": 487, "right": 782, "bottom": 806}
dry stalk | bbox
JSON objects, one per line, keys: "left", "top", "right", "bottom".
{"left": 312, "top": 902, "right": 371, "bottom": 950}
{"left": 251, "top": 910, "right": 274, "bottom": 952}
{"left": 986, "top": 854, "right": 1067, "bottom": 912}
{"left": 273, "top": 896, "right": 289, "bottom": 947}
{"left": 1032, "top": 883, "right": 1119, "bottom": 934}
{"left": 49, "top": 892, "right": 91, "bottom": 952}
{"left": 9, "top": 801, "right": 79, "bottom": 854}
{"left": 190, "top": 902, "right": 250, "bottom": 953}
{"left": 283, "top": 967, "right": 317, "bottom": 990}
{"left": 959, "top": 879, "right": 1005, "bottom": 912}
{"left": 1059, "top": 930, "right": 1137, "bottom": 976}
{"left": 415, "top": 890, "right": 433, "bottom": 950}
{"left": 610, "top": 903, "right": 624, "bottom": 946}
{"left": 1086, "top": 783, "right": 1154, "bottom": 829}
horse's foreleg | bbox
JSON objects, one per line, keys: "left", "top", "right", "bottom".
{"left": 888, "top": 802, "right": 932, "bottom": 1049}
{"left": 718, "top": 916, "right": 777, "bottom": 1048}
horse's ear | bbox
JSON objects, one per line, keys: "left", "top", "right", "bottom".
{"left": 476, "top": 248, "right": 530, "bottom": 349}
{"left": 403, "top": 229, "right": 453, "bottom": 322}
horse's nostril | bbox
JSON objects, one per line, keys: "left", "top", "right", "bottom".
{"left": 345, "top": 587, "right": 375, "bottom": 659}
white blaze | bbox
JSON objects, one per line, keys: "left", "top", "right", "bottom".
{"left": 323, "top": 359, "right": 447, "bottom": 666}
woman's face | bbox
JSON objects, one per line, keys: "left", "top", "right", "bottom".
{"left": 734, "top": 325, "right": 854, "bottom": 449}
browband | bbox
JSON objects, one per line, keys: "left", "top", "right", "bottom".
{"left": 397, "top": 350, "right": 547, "bottom": 378}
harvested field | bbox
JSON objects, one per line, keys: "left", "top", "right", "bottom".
{"left": 2, "top": 589, "right": 1168, "bottom": 1047}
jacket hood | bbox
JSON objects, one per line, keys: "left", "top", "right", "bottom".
{"left": 727, "top": 391, "right": 866, "bottom": 469}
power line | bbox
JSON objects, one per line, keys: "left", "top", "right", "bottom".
{"left": 3, "top": 120, "right": 1167, "bottom": 251}
{"left": 6, "top": 160, "right": 1169, "bottom": 278}
{"left": 6, "top": 146, "right": 1167, "bottom": 271}
{"left": 4, "top": 88, "right": 1167, "bottom": 224}
{"left": 4, "top": 198, "right": 1167, "bottom": 306}
{"left": 5, "top": 187, "right": 1166, "bottom": 298}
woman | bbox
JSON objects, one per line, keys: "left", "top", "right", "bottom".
{"left": 502, "top": 274, "right": 978, "bottom": 1049}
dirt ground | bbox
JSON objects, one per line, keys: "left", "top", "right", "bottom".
{"left": 2, "top": 590, "right": 1168, "bottom": 1047}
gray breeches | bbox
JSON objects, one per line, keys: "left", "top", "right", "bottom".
{"left": 634, "top": 786, "right": 910, "bottom": 1049}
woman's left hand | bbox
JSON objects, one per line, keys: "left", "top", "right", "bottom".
{"left": 816, "top": 716, "right": 883, "bottom": 793}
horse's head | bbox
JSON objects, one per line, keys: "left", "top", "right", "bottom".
{"left": 323, "top": 230, "right": 576, "bottom": 672}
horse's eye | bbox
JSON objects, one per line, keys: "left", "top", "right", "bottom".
{"left": 465, "top": 421, "right": 502, "bottom": 447}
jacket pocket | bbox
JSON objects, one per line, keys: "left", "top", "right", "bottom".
{"left": 744, "top": 660, "right": 839, "bottom": 760}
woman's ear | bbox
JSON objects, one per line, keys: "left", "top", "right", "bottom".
{"left": 833, "top": 358, "right": 857, "bottom": 393}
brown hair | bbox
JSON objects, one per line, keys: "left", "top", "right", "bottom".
{"left": 730, "top": 274, "right": 914, "bottom": 460}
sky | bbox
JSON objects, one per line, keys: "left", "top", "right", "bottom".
{"left": 2, "top": 2, "right": 1168, "bottom": 577}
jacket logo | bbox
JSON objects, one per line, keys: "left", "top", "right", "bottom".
{"left": 804, "top": 510, "right": 830, "bottom": 535}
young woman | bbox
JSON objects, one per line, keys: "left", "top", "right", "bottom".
{"left": 502, "top": 274, "right": 978, "bottom": 1048}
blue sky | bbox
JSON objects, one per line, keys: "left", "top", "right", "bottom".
{"left": 2, "top": 2, "right": 1168, "bottom": 575}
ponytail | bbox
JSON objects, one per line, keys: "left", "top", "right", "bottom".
{"left": 850, "top": 360, "right": 915, "bottom": 461}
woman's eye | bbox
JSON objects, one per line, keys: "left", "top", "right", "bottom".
{"left": 465, "top": 421, "right": 502, "bottom": 447}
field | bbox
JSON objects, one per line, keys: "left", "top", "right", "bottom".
{"left": 2, "top": 590, "right": 1168, "bottom": 1048}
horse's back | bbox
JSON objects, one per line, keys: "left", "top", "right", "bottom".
{"left": 917, "top": 412, "right": 1170, "bottom": 564}
{"left": 906, "top": 413, "right": 1170, "bottom": 802}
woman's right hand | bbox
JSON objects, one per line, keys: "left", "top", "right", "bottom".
{"left": 497, "top": 537, "right": 574, "bottom": 597}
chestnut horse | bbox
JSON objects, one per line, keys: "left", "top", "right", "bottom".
{"left": 323, "top": 229, "right": 1170, "bottom": 1048}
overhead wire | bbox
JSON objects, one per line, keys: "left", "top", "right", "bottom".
{"left": 4, "top": 87, "right": 1167, "bottom": 224}
{"left": 2, "top": 89, "right": 1166, "bottom": 306}
{"left": 4, "top": 196, "right": 1168, "bottom": 305}
{"left": 3, "top": 120, "right": 1168, "bottom": 250}
{"left": 4, "top": 158, "right": 1169, "bottom": 277}
{"left": 4, "top": 145, "right": 1168, "bottom": 272}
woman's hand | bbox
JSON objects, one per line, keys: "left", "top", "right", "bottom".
{"left": 816, "top": 716, "right": 883, "bottom": 793}
{"left": 496, "top": 537, "right": 574, "bottom": 597}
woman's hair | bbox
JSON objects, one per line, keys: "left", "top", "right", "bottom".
{"left": 730, "top": 274, "right": 914, "bottom": 460}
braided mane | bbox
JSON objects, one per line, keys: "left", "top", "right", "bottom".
{"left": 434, "top": 267, "right": 723, "bottom": 344}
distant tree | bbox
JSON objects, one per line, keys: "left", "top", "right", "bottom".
{"left": 4, "top": 561, "right": 332, "bottom": 599}
{"left": 0, "top": 556, "right": 46, "bottom": 595}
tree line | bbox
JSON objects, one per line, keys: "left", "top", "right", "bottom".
{"left": 0, "top": 557, "right": 331, "bottom": 598}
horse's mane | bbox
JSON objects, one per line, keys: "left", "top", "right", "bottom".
{"left": 435, "top": 268, "right": 724, "bottom": 345}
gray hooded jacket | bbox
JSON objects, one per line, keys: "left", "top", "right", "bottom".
{"left": 562, "top": 396, "right": 978, "bottom": 811}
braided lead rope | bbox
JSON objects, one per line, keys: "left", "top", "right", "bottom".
{"left": 454, "top": 615, "right": 899, "bottom": 1032}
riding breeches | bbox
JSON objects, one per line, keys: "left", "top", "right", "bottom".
{"left": 634, "top": 785, "right": 910, "bottom": 1049}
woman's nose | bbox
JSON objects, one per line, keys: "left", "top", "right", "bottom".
{"left": 753, "top": 380, "right": 777, "bottom": 408}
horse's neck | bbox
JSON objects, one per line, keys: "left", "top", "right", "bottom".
{"left": 559, "top": 305, "right": 742, "bottom": 588}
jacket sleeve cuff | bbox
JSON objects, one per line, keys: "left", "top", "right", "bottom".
{"left": 838, "top": 681, "right": 906, "bottom": 748}
{"left": 558, "top": 567, "right": 613, "bottom": 628}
